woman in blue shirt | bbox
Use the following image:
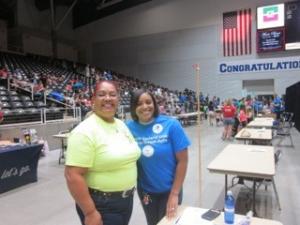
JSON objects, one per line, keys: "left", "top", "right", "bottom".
{"left": 127, "top": 89, "right": 190, "bottom": 225}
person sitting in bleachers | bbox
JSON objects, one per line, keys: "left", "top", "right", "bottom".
{"left": 40, "top": 73, "right": 48, "bottom": 88}
{"left": 72, "top": 80, "right": 84, "bottom": 92}
{"left": 11, "top": 73, "right": 31, "bottom": 91}
{"left": 0, "top": 101, "right": 3, "bottom": 123}
{"left": 158, "top": 100, "right": 167, "bottom": 115}
{"left": 103, "top": 71, "right": 113, "bottom": 80}
{"left": 49, "top": 90, "right": 65, "bottom": 102}
{"left": 65, "top": 82, "right": 73, "bottom": 92}
{"left": 0, "top": 66, "right": 8, "bottom": 79}
{"left": 33, "top": 80, "right": 45, "bottom": 101}
{"left": 174, "top": 103, "right": 182, "bottom": 115}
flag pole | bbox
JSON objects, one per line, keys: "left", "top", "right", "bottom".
{"left": 193, "top": 63, "right": 202, "bottom": 206}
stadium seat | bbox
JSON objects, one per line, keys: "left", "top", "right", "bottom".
{"left": 23, "top": 101, "right": 34, "bottom": 108}
{"left": 21, "top": 95, "right": 31, "bottom": 101}
{"left": 9, "top": 91, "right": 18, "bottom": 96}
{"left": 3, "top": 108, "right": 13, "bottom": 116}
{"left": 0, "top": 96, "right": 8, "bottom": 101}
{"left": 26, "top": 108, "right": 41, "bottom": 114}
{"left": 0, "top": 90, "right": 8, "bottom": 96}
{"left": 34, "top": 101, "right": 46, "bottom": 108}
{"left": 10, "top": 96, "right": 21, "bottom": 102}
{"left": 11, "top": 102, "right": 24, "bottom": 109}
{"left": 15, "top": 108, "right": 25, "bottom": 115}
{"left": 1, "top": 102, "right": 11, "bottom": 109}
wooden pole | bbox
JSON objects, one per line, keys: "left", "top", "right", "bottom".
{"left": 193, "top": 64, "right": 202, "bottom": 206}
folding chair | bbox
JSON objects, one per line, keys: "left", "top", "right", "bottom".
{"left": 275, "top": 112, "right": 294, "bottom": 148}
{"left": 231, "top": 150, "right": 282, "bottom": 210}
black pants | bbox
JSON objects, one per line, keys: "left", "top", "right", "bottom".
{"left": 76, "top": 192, "right": 133, "bottom": 225}
{"left": 137, "top": 188, "right": 183, "bottom": 225}
{"left": 275, "top": 111, "right": 282, "bottom": 120}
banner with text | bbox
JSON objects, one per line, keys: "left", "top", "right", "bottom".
{"left": 218, "top": 56, "right": 300, "bottom": 74}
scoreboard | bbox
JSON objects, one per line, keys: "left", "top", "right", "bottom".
{"left": 256, "top": 1, "right": 300, "bottom": 53}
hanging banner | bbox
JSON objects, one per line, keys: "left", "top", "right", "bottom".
{"left": 218, "top": 56, "right": 300, "bottom": 74}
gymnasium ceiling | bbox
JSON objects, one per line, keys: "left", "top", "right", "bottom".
{"left": 0, "top": 0, "right": 16, "bottom": 27}
{"left": 34, "top": 0, "right": 152, "bottom": 28}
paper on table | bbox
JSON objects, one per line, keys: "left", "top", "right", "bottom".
{"left": 241, "top": 130, "right": 251, "bottom": 137}
{"left": 248, "top": 148, "right": 266, "bottom": 152}
{"left": 175, "top": 207, "right": 213, "bottom": 225}
{"left": 0, "top": 140, "right": 13, "bottom": 146}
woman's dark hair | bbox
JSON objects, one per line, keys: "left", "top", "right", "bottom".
{"left": 130, "top": 89, "right": 159, "bottom": 121}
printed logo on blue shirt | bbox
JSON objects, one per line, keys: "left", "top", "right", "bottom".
{"left": 142, "top": 145, "right": 154, "bottom": 157}
{"left": 152, "top": 124, "right": 163, "bottom": 134}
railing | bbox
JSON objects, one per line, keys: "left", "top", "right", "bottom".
{"left": 9, "top": 78, "right": 32, "bottom": 93}
{"left": 0, "top": 107, "right": 81, "bottom": 127}
{"left": 117, "top": 105, "right": 130, "bottom": 120}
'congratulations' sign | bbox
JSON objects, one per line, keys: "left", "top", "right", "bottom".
{"left": 218, "top": 56, "right": 300, "bottom": 74}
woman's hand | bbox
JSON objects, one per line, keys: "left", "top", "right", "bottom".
{"left": 166, "top": 149, "right": 188, "bottom": 219}
{"left": 166, "top": 193, "right": 179, "bottom": 218}
{"left": 65, "top": 166, "right": 100, "bottom": 225}
{"left": 84, "top": 210, "right": 103, "bottom": 225}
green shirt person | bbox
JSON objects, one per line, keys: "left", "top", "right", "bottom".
{"left": 65, "top": 80, "right": 140, "bottom": 225}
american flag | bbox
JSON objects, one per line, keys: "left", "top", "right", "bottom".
{"left": 223, "top": 9, "right": 252, "bottom": 57}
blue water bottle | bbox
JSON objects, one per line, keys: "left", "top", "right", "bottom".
{"left": 224, "top": 190, "right": 235, "bottom": 224}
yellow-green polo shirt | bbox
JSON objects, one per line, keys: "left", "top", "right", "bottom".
{"left": 66, "top": 114, "right": 141, "bottom": 192}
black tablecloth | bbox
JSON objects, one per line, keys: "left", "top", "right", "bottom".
{"left": 0, "top": 143, "right": 43, "bottom": 194}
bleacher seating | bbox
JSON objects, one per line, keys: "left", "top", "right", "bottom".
{"left": 0, "top": 50, "right": 190, "bottom": 125}
{"left": 0, "top": 85, "right": 64, "bottom": 124}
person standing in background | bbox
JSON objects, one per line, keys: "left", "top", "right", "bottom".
{"left": 65, "top": 80, "right": 140, "bottom": 225}
{"left": 40, "top": 73, "right": 47, "bottom": 88}
{"left": 0, "top": 101, "right": 3, "bottom": 139}
{"left": 272, "top": 94, "right": 283, "bottom": 120}
{"left": 208, "top": 101, "right": 215, "bottom": 126}
{"left": 246, "top": 107, "right": 253, "bottom": 123}
{"left": 238, "top": 104, "right": 248, "bottom": 131}
{"left": 127, "top": 89, "right": 190, "bottom": 225}
{"left": 222, "top": 99, "right": 236, "bottom": 140}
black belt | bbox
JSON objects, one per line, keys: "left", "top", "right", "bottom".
{"left": 88, "top": 187, "right": 135, "bottom": 198}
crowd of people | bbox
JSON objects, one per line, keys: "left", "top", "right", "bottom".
{"left": 207, "top": 95, "right": 284, "bottom": 140}
{"left": 2, "top": 52, "right": 223, "bottom": 121}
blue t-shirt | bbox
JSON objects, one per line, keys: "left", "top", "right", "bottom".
{"left": 126, "top": 115, "right": 190, "bottom": 193}
{"left": 49, "top": 91, "right": 64, "bottom": 102}
{"left": 253, "top": 100, "right": 263, "bottom": 112}
{"left": 273, "top": 97, "right": 282, "bottom": 112}
{"left": 179, "top": 95, "right": 187, "bottom": 104}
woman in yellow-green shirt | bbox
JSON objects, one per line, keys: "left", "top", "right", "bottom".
{"left": 65, "top": 80, "right": 140, "bottom": 225}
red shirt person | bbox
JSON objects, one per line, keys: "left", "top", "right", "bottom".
{"left": 222, "top": 99, "right": 236, "bottom": 140}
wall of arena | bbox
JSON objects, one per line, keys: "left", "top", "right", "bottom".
{"left": 16, "top": 0, "right": 300, "bottom": 99}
